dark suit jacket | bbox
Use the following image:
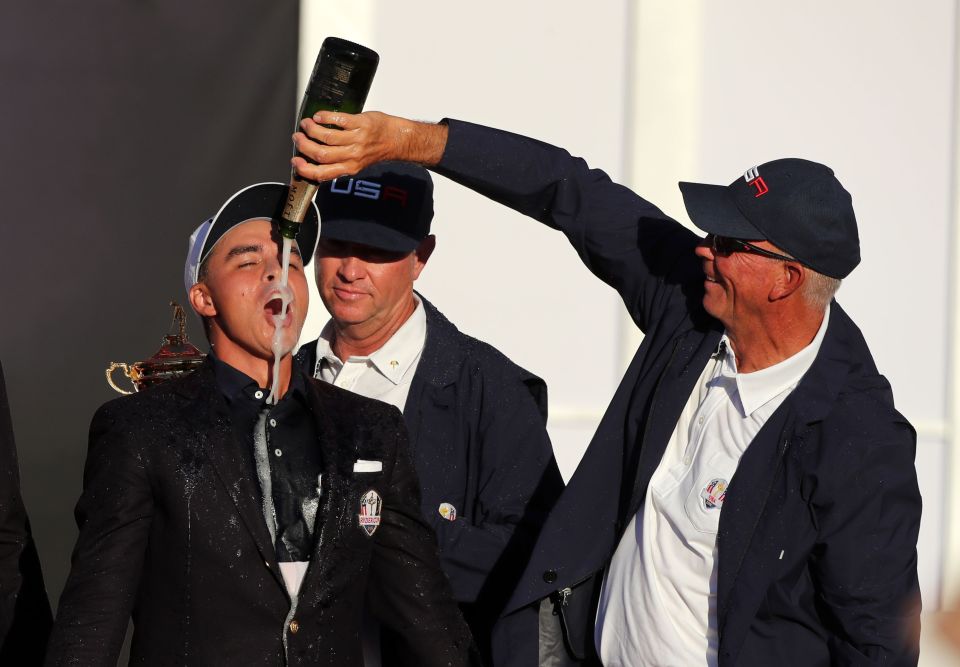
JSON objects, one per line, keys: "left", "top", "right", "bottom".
{"left": 299, "top": 295, "right": 564, "bottom": 666}
{"left": 433, "top": 119, "right": 922, "bottom": 665}
{"left": 0, "top": 360, "right": 52, "bottom": 665}
{"left": 46, "top": 360, "right": 477, "bottom": 667}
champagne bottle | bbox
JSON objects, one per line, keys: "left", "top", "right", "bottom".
{"left": 279, "top": 37, "right": 380, "bottom": 239}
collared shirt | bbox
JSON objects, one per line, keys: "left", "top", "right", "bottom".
{"left": 596, "top": 306, "right": 831, "bottom": 667}
{"left": 313, "top": 296, "right": 427, "bottom": 412}
{"left": 210, "top": 354, "right": 322, "bottom": 597}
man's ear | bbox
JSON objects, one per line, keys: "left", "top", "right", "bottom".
{"left": 769, "top": 262, "right": 805, "bottom": 301}
{"left": 412, "top": 235, "right": 436, "bottom": 280}
{"left": 189, "top": 283, "right": 217, "bottom": 318}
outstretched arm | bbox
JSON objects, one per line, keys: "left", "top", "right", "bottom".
{"left": 293, "top": 111, "right": 702, "bottom": 334}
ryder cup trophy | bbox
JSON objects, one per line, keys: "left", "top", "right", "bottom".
{"left": 106, "top": 302, "right": 206, "bottom": 394}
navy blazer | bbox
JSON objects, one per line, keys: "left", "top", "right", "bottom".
{"left": 46, "top": 360, "right": 477, "bottom": 667}
{"left": 299, "top": 295, "right": 564, "bottom": 666}
{"left": 433, "top": 119, "right": 922, "bottom": 666}
{"left": 0, "top": 362, "right": 52, "bottom": 666}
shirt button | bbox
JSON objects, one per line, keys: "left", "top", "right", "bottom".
{"left": 683, "top": 456, "right": 692, "bottom": 466}
{"left": 698, "top": 416, "right": 704, "bottom": 425}
{"left": 274, "top": 449, "right": 282, "bottom": 457}
{"left": 269, "top": 418, "right": 277, "bottom": 427}
{"left": 254, "top": 390, "right": 264, "bottom": 399}
{"left": 289, "top": 620, "right": 299, "bottom": 634}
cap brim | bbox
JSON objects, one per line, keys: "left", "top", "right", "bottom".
{"left": 678, "top": 182, "right": 765, "bottom": 240}
{"left": 202, "top": 182, "right": 320, "bottom": 267}
{"left": 320, "top": 219, "right": 421, "bottom": 253}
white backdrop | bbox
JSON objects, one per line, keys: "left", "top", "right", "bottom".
{"left": 297, "top": 2, "right": 960, "bottom": 660}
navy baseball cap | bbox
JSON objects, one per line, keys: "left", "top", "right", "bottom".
{"left": 678, "top": 158, "right": 860, "bottom": 279}
{"left": 183, "top": 182, "right": 320, "bottom": 295}
{"left": 318, "top": 161, "right": 434, "bottom": 253}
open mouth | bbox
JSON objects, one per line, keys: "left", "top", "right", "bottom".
{"left": 260, "top": 284, "right": 294, "bottom": 328}
{"left": 265, "top": 296, "right": 284, "bottom": 316}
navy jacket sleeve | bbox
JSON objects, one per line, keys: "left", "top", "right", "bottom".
{"left": 433, "top": 118, "right": 704, "bottom": 334}
{"left": 45, "top": 402, "right": 153, "bottom": 666}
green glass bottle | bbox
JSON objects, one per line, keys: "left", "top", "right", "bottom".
{"left": 280, "top": 37, "right": 380, "bottom": 239}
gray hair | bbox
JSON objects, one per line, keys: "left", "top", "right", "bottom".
{"left": 771, "top": 244, "right": 841, "bottom": 310}
{"left": 802, "top": 270, "right": 841, "bottom": 309}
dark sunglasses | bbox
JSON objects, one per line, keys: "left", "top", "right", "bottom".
{"left": 707, "top": 234, "right": 796, "bottom": 263}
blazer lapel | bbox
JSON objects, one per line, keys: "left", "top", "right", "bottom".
{"left": 295, "top": 380, "right": 356, "bottom": 601}
{"left": 177, "top": 363, "right": 284, "bottom": 588}
{"left": 715, "top": 304, "right": 855, "bottom": 644}
{"left": 402, "top": 295, "right": 459, "bottom": 451}
{"left": 715, "top": 405, "right": 794, "bottom": 632}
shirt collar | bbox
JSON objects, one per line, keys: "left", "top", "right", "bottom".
{"left": 316, "top": 295, "right": 427, "bottom": 386}
{"left": 722, "top": 304, "right": 831, "bottom": 417}
{"left": 314, "top": 320, "right": 341, "bottom": 374}
{"left": 209, "top": 351, "right": 309, "bottom": 406}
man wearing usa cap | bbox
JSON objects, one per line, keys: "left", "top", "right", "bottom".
{"left": 46, "top": 183, "right": 478, "bottom": 667}
{"left": 290, "top": 113, "right": 922, "bottom": 666}
{"left": 295, "top": 161, "right": 564, "bottom": 666}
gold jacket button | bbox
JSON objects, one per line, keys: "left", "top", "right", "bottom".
{"left": 289, "top": 620, "right": 300, "bottom": 634}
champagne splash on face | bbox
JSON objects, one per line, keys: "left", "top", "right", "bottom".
{"left": 266, "top": 237, "right": 295, "bottom": 405}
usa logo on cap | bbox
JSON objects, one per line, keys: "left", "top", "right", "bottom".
{"left": 743, "top": 166, "right": 769, "bottom": 198}
{"left": 358, "top": 489, "right": 382, "bottom": 536}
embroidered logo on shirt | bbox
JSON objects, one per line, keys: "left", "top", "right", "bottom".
{"left": 700, "top": 478, "right": 728, "bottom": 510}
{"left": 438, "top": 503, "right": 457, "bottom": 522}
{"left": 358, "top": 489, "right": 382, "bottom": 536}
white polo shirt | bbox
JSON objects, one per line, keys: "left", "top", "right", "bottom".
{"left": 595, "top": 307, "right": 830, "bottom": 667}
{"left": 312, "top": 297, "right": 427, "bottom": 412}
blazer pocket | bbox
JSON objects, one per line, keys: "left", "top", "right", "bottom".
{"left": 353, "top": 459, "right": 383, "bottom": 473}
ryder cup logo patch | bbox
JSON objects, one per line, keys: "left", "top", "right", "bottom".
{"left": 358, "top": 489, "right": 382, "bottom": 536}
{"left": 701, "top": 478, "right": 728, "bottom": 510}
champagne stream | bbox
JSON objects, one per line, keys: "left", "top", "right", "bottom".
{"left": 266, "top": 237, "right": 294, "bottom": 405}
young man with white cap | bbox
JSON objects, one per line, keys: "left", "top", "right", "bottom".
{"left": 46, "top": 183, "right": 478, "bottom": 667}
{"left": 290, "top": 112, "right": 922, "bottom": 666}
{"left": 296, "top": 161, "right": 563, "bottom": 666}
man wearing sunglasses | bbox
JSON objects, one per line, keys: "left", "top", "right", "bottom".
{"left": 290, "top": 112, "right": 922, "bottom": 666}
